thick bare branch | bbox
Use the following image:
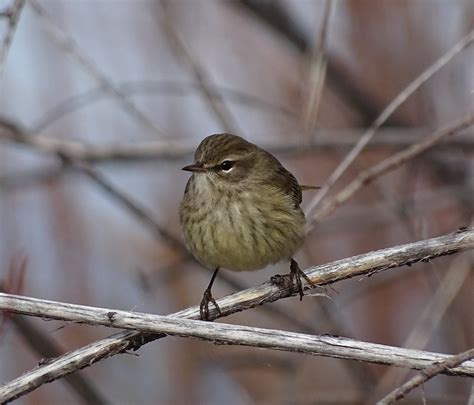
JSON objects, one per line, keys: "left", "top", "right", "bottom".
{"left": 0, "top": 227, "right": 472, "bottom": 402}
{"left": 1, "top": 292, "right": 474, "bottom": 404}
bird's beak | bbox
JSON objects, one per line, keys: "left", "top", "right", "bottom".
{"left": 182, "top": 162, "right": 208, "bottom": 173}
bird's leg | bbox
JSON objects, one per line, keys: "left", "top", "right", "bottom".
{"left": 200, "top": 267, "right": 222, "bottom": 321}
{"left": 290, "top": 258, "right": 316, "bottom": 300}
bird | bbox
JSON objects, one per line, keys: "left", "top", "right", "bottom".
{"left": 179, "top": 133, "right": 317, "bottom": 320}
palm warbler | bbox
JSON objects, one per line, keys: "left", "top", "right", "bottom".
{"left": 180, "top": 133, "right": 316, "bottom": 319}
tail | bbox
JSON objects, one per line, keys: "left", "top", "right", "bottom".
{"left": 300, "top": 185, "right": 321, "bottom": 191}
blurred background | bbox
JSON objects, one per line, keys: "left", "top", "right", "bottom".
{"left": 0, "top": 0, "right": 473, "bottom": 404}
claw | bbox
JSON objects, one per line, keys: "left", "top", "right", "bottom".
{"left": 199, "top": 267, "right": 222, "bottom": 321}
{"left": 199, "top": 288, "right": 221, "bottom": 321}
{"left": 290, "top": 258, "right": 317, "bottom": 300}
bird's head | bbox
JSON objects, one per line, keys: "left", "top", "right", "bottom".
{"left": 182, "top": 133, "right": 269, "bottom": 185}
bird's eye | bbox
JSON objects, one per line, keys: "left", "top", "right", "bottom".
{"left": 220, "top": 160, "right": 234, "bottom": 171}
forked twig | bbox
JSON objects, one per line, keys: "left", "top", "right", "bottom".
{"left": 308, "top": 111, "right": 474, "bottom": 227}
{"left": 305, "top": 28, "right": 474, "bottom": 216}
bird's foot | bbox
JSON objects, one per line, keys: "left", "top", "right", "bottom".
{"left": 290, "top": 258, "right": 317, "bottom": 300}
{"left": 270, "top": 274, "right": 293, "bottom": 289}
{"left": 270, "top": 259, "right": 318, "bottom": 300}
{"left": 199, "top": 288, "right": 221, "bottom": 321}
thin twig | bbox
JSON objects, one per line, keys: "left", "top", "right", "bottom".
{"left": 0, "top": 227, "right": 472, "bottom": 402}
{"left": 369, "top": 255, "right": 473, "bottom": 401}
{"left": 469, "top": 382, "right": 474, "bottom": 405}
{"left": 159, "top": 1, "right": 241, "bottom": 134}
{"left": 0, "top": 118, "right": 187, "bottom": 253}
{"left": 0, "top": 0, "right": 25, "bottom": 76}
{"left": 305, "top": 28, "right": 474, "bottom": 217}
{"left": 377, "top": 348, "right": 474, "bottom": 404}
{"left": 27, "top": 0, "right": 168, "bottom": 138}
{"left": 301, "top": 0, "right": 334, "bottom": 136}
{"left": 70, "top": 159, "right": 186, "bottom": 252}
{"left": 31, "top": 80, "right": 295, "bottom": 134}
{"left": 237, "top": 0, "right": 388, "bottom": 124}
{"left": 308, "top": 111, "right": 474, "bottom": 226}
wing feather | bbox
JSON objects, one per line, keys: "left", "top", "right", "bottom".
{"left": 272, "top": 164, "right": 302, "bottom": 208}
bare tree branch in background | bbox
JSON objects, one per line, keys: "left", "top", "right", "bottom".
{"left": 0, "top": 0, "right": 25, "bottom": 76}
{"left": 0, "top": 227, "right": 472, "bottom": 402}
{"left": 0, "top": 118, "right": 185, "bottom": 253}
{"left": 369, "top": 255, "right": 473, "bottom": 402}
{"left": 1, "top": 117, "right": 473, "bottom": 165}
{"left": 27, "top": 0, "right": 168, "bottom": 138}
{"left": 30, "top": 80, "right": 296, "bottom": 134}
{"left": 308, "top": 111, "right": 474, "bottom": 226}
{"left": 301, "top": 0, "right": 334, "bottom": 136}
{"left": 305, "top": 28, "right": 474, "bottom": 216}
{"left": 237, "top": 0, "right": 393, "bottom": 125}
{"left": 160, "top": 1, "right": 242, "bottom": 134}
{"left": 377, "top": 348, "right": 474, "bottom": 405}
